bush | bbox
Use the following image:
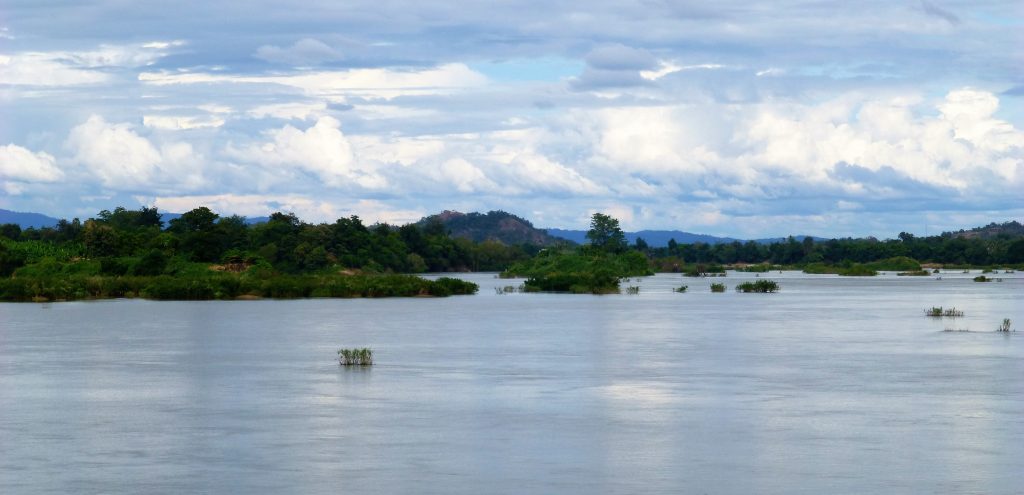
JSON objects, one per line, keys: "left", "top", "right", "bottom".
{"left": 338, "top": 348, "right": 373, "bottom": 366}
{"left": 710, "top": 283, "right": 726, "bottom": 293}
{"left": 735, "top": 280, "right": 779, "bottom": 293}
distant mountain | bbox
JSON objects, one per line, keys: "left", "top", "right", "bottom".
{"left": 420, "top": 210, "right": 569, "bottom": 246}
{"left": 0, "top": 209, "right": 60, "bottom": 229}
{"left": 945, "top": 221, "right": 1024, "bottom": 239}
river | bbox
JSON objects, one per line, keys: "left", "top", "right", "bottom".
{"left": 1, "top": 271, "right": 1022, "bottom": 494}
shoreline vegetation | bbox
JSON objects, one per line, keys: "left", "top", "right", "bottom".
{"left": 1, "top": 207, "right": 1022, "bottom": 301}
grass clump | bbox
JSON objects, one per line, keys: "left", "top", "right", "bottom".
{"left": 735, "top": 279, "right": 780, "bottom": 293}
{"left": 925, "top": 307, "right": 964, "bottom": 317}
{"left": 973, "top": 275, "right": 992, "bottom": 282}
{"left": 710, "top": 283, "right": 726, "bottom": 293}
{"left": 897, "top": 270, "right": 930, "bottom": 276}
{"left": 674, "top": 285, "right": 688, "bottom": 293}
{"left": 338, "top": 348, "right": 373, "bottom": 366}
{"left": 997, "top": 319, "right": 1013, "bottom": 333}
{"left": 837, "top": 264, "right": 878, "bottom": 276}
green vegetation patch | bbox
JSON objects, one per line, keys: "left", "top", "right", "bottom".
{"left": 0, "top": 273, "right": 477, "bottom": 302}
{"left": 710, "top": 282, "right": 726, "bottom": 293}
{"left": 338, "top": 348, "right": 373, "bottom": 366}
{"left": 502, "top": 249, "right": 651, "bottom": 294}
{"left": 735, "top": 280, "right": 780, "bottom": 293}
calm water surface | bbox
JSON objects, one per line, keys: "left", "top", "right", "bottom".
{"left": 2, "top": 271, "right": 1023, "bottom": 494}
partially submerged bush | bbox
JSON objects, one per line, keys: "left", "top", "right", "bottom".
{"left": 837, "top": 264, "right": 878, "bottom": 276}
{"left": 735, "top": 280, "right": 779, "bottom": 293}
{"left": 997, "top": 319, "right": 1013, "bottom": 332}
{"left": 973, "top": 275, "right": 992, "bottom": 282}
{"left": 338, "top": 348, "right": 373, "bottom": 366}
{"left": 710, "top": 283, "right": 726, "bottom": 293}
{"left": 674, "top": 285, "right": 688, "bottom": 293}
{"left": 925, "top": 307, "right": 964, "bottom": 317}
{"left": 897, "top": 270, "right": 930, "bottom": 276}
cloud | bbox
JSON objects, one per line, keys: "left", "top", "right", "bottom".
{"left": 0, "top": 144, "right": 64, "bottom": 194}
{"left": 139, "top": 63, "right": 489, "bottom": 100}
{"left": 0, "top": 41, "right": 182, "bottom": 87}
{"left": 920, "top": 1, "right": 960, "bottom": 25}
{"left": 227, "top": 116, "right": 385, "bottom": 189}
{"left": 247, "top": 101, "right": 328, "bottom": 120}
{"left": 66, "top": 115, "right": 206, "bottom": 191}
{"left": 143, "top": 115, "right": 226, "bottom": 130}
{"left": 584, "top": 44, "right": 658, "bottom": 71}
{"left": 255, "top": 38, "right": 345, "bottom": 65}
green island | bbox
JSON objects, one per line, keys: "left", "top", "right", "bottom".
{"left": 1, "top": 207, "right": 1023, "bottom": 301}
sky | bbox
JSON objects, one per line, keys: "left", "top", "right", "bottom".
{"left": 0, "top": 0, "right": 1022, "bottom": 238}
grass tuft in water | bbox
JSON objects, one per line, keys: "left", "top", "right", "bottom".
{"left": 735, "top": 280, "right": 780, "bottom": 293}
{"left": 338, "top": 348, "right": 373, "bottom": 366}
{"left": 997, "top": 318, "right": 1013, "bottom": 333}
{"left": 973, "top": 275, "right": 992, "bottom": 282}
{"left": 710, "top": 283, "right": 726, "bottom": 293}
{"left": 674, "top": 285, "right": 688, "bottom": 293}
{"left": 925, "top": 307, "right": 963, "bottom": 317}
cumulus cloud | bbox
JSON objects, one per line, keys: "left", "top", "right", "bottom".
{"left": 255, "top": 38, "right": 344, "bottom": 65}
{"left": 227, "top": 116, "right": 385, "bottom": 189}
{"left": 0, "top": 144, "right": 64, "bottom": 195}
{"left": 66, "top": 115, "right": 206, "bottom": 191}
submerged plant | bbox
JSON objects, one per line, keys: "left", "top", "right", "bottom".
{"left": 338, "top": 348, "right": 374, "bottom": 366}
{"left": 925, "top": 307, "right": 964, "bottom": 317}
{"left": 973, "top": 275, "right": 992, "bottom": 282}
{"left": 674, "top": 285, "right": 688, "bottom": 293}
{"left": 710, "top": 283, "right": 726, "bottom": 293}
{"left": 997, "top": 319, "right": 1013, "bottom": 332}
{"left": 625, "top": 286, "right": 640, "bottom": 295}
{"left": 735, "top": 280, "right": 780, "bottom": 293}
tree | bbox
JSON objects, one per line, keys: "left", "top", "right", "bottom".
{"left": 586, "top": 213, "right": 627, "bottom": 253}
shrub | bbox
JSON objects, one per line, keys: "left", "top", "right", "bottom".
{"left": 925, "top": 307, "right": 963, "bottom": 317}
{"left": 710, "top": 283, "right": 726, "bottom": 293}
{"left": 338, "top": 348, "right": 373, "bottom": 366}
{"left": 735, "top": 280, "right": 780, "bottom": 293}
{"left": 973, "top": 275, "right": 991, "bottom": 282}
{"left": 997, "top": 319, "right": 1013, "bottom": 332}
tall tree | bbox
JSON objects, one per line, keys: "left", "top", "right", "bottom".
{"left": 586, "top": 213, "right": 627, "bottom": 253}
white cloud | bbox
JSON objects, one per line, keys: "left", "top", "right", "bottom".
{"left": 139, "top": 63, "right": 489, "bottom": 100}
{"left": 66, "top": 115, "right": 206, "bottom": 190}
{"left": 0, "top": 144, "right": 63, "bottom": 183}
{"left": 227, "top": 116, "right": 385, "bottom": 189}
{"left": 0, "top": 144, "right": 64, "bottom": 194}
{"left": 0, "top": 53, "right": 109, "bottom": 86}
{"left": 247, "top": 101, "right": 327, "bottom": 120}
{"left": 1, "top": 41, "right": 181, "bottom": 87}
{"left": 143, "top": 115, "right": 226, "bottom": 130}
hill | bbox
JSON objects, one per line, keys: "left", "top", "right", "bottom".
{"left": 946, "top": 221, "right": 1024, "bottom": 239}
{"left": 419, "top": 210, "right": 569, "bottom": 246}
{"left": 0, "top": 209, "right": 60, "bottom": 229}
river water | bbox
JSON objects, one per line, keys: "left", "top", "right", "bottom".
{"left": 2, "top": 271, "right": 1022, "bottom": 494}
